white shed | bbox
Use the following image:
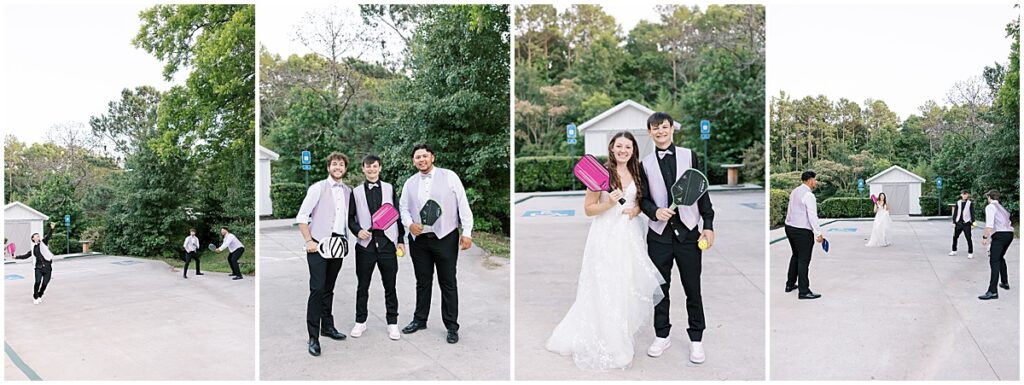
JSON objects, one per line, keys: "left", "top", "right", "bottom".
{"left": 866, "top": 165, "right": 925, "bottom": 216}
{"left": 259, "top": 146, "right": 280, "bottom": 217}
{"left": 578, "top": 99, "right": 681, "bottom": 159}
{"left": 5, "top": 202, "right": 49, "bottom": 257}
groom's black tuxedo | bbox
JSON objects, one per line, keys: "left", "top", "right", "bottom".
{"left": 952, "top": 199, "right": 975, "bottom": 254}
{"left": 638, "top": 145, "right": 715, "bottom": 342}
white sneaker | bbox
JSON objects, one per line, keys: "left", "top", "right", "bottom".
{"left": 388, "top": 324, "right": 401, "bottom": 340}
{"left": 32, "top": 298, "right": 40, "bottom": 305}
{"left": 351, "top": 322, "right": 367, "bottom": 338}
{"left": 948, "top": 251, "right": 957, "bottom": 256}
{"left": 689, "top": 341, "right": 706, "bottom": 364}
{"left": 968, "top": 253, "right": 974, "bottom": 259}
{"left": 647, "top": 337, "right": 671, "bottom": 357}
{"left": 37, "top": 297, "right": 43, "bottom": 304}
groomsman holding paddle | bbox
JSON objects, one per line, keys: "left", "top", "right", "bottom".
{"left": 399, "top": 144, "right": 474, "bottom": 344}
{"left": 348, "top": 154, "right": 405, "bottom": 341}
{"left": 296, "top": 152, "right": 353, "bottom": 356}
{"left": 784, "top": 170, "right": 825, "bottom": 301}
{"left": 979, "top": 190, "right": 1013, "bottom": 300}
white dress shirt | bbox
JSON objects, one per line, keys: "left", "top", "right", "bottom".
{"left": 802, "top": 191, "right": 823, "bottom": 237}
{"left": 218, "top": 233, "right": 244, "bottom": 253}
{"left": 295, "top": 178, "right": 349, "bottom": 235}
{"left": 183, "top": 235, "right": 199, "bottom": 252}
{"left": 400, "top": 167, "right": 475, "bottom": 238}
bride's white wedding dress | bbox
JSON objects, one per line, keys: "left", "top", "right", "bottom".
{"left": 865, "top": 204, "right": 892, "bottom": 247}
{"left": 545, "top": 182, "right": 665, "bottom": 370}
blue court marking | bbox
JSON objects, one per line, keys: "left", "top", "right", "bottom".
{"left": 522, "top": 210, "right": 575, "bottom": 217}
{"left": 110, "top": 260, "right": 143, "bottom": 266}
{"left": 741, "top": 202, "right": 765, "bottom": 209}
{"left": 827, "top": 227, "right": 858, "bottom": 233}
{"left": 5, "top": 274, "right": 25, "bottom": 281}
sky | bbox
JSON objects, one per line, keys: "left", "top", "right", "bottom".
{"left": 1, "top": 3, "right": 185, "bottom": 145}
{"left": 258, "top": 3, "right": 405, "bottom": 63}
{"left": 768, "top": 3, "right": 1017, "bottom": 120}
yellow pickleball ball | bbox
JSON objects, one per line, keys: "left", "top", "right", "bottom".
{"left": 698, "top": 239, "right": 709, "bottom": 250}
{"left": 396, "top": 248, "right": 405, "bottom": 257}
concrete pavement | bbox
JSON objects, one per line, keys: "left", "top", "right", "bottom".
{"left": 515, "top": 190, "right": 766, "bottom": 380}
{"left": 770, "top": 219, "right": 1019, "bottom": 380}
{"left": 4, "top": 255, "right": 255, "bottom": 380}
{"left": 258, "top": 223, "right": 510, "bottom": 380}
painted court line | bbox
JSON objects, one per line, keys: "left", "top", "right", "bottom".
{"left": 5, "top": 341, "right": 42, "bottom": 381}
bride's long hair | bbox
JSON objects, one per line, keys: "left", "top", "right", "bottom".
{"left": 605, "top": 131, "right": 643, "bottom": 202}
{"left": 877, "top": 193, "right": 889, "bottom": 209}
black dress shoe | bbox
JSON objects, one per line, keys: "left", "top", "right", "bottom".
{"left": 785, "top": 285, "right": 797, "bottom": 293}
{"left": 321, "top": 328, "right": 347, "bottom": 340}
{"left": 1000, "top": 283, "right": 1010, "bottom": 290}
{"left": 308, "top": 338, "right": 321, "bottom": 356}
{"left": 798, "top": 292, "right": 822, "bottom": 300}
{"left": 183, "top": 275, "right": 188, "bottom": 279}
{"left": 979, "top": 292, "right": 999, "bottom": 300}
{"left": 196, "top": 272, "right": 204, "bottom": 275}
{"left": 402, "top": 321, "right": 426, "bottom": 334}
{"left": 446, "top": 329, "right": 459, "bottom": 344}
{"left": 233, "top": 276, "right": 243, "bottom": 280}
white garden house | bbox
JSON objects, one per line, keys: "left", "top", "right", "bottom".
{"left": 865, "top": 165, "right": 925, "bottom": 216}
{"left": 259, "top": 145, "right": 280, "bottom": 217}
{"left": 4, "top": 202, "right": 50, "bottom": 257}
{"left": 578, "top": 99, "right": 681, "bottom": 159}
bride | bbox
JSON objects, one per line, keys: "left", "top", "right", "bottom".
{"left": 865, "top": 193, "right": 893, "bottom": 247}
{"left": 546, "top": 132, "right": 665, "bottom": 370}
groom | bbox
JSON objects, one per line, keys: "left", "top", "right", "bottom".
{"left": 639, "top": 112, "right": 715, "bottom": 364}
{"left": 949, "top": 189, "right": 975, "bottom": 259}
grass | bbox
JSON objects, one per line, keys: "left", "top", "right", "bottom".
{"left": 473, "top": 231, "right": 509, "bottom": 259}
{"left": 151, "top": 246, "right": 255, "bottom": 275}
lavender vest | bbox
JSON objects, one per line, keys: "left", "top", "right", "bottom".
{"left": 37, "top": 242, "right": 54, "bottom": 261}
{"left": 955, "top": 200, "right": 973, "bottom": 223}
{"left": 353, "top": 182, "right": 399, "bottom": 247}
{"left": 988, "top": 202, "right": 1013, "bottom": 233}
{"left": 642, "top": 147, "right": 701, "bottom": 234}
{"left": 785, "top": 184, "right": 814, "bottom": 230}
{"left": 308, "top": 179, "right": 351, "bottom": 241}
{"left": 404, "top": 168, "right": 459, "bottom": 240}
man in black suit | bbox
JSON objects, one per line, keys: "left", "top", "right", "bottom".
{"left": 949, "top": 189, "right": 975, "bottom": 259}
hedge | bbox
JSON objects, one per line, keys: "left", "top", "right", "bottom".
{"left": 918, "top": 195, "right": 945, "bottom": 216}
{"left": 818, "top": 197, "right": 874, "bottom": 218}
{"left": 271, "top": 182, "right": 308, "bottom": 219}
{"left": 770, "top": 189, "right": 789, "bottom": 228}
{"left": 515, "top": 156, "right": 580, "bottom": 192}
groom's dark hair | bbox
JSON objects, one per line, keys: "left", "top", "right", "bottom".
{"left": 986, "top": 190, "right": 1000, "bottom": 200}
{"left": 646, "top": 112, "right": 674, "bottom": 129}
{"left": 362, "top": 154, "right": 382, "bottom": 167}
{"left": 800, "top": 171, "right": 816, "bottom": 181}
